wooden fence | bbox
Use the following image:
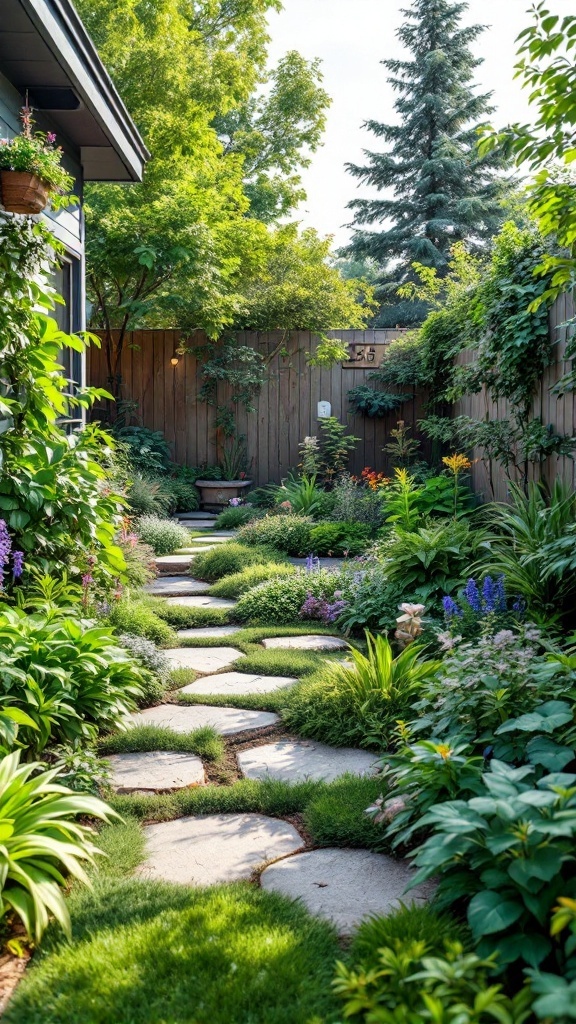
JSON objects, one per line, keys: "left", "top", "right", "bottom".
{"left": 87, "top": 329, "right": 429, "bottom": 485}
{"left": 453, "top": 292, "right": 576, "bottom": 501}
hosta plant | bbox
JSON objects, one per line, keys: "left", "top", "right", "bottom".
{"left": 408, "top": 761, "right": 576, "bottom": 970}
{"left": 0, "top": 750, "right": 117, "bottom": 941}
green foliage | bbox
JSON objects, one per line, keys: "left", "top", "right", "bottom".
{"left": 235, "top": 645, "right": 324, "bottom": 679}
{"left": 477, "top": 482, "right": 576, "bottom": 629}
{"left": 101, "top": 724, "right": 224, "bottom": 762}
{"left": 350, "top": 903, "right": 464, "bottom": 969}
{"left": 347, "top": 384, "right": 411, "bottom": 418}
{"left": 346, "top": 0, "right": 505, "bottom": 326}
{"left": 124, "top": 473, "right": 172, "bottom": 517}
{"left": 214, "top": 504, "right": 259, "bottom": 529}
{"left": 209, "top": 562, "right": 295, "bottom": 598}
{"left": 106, "top": 597, "right": 178, "bottom": 647}
{"left": 334, "top": 937, "right": 532, "bottom": 1022}
{"left": 237, "top": 514, "right": 314, "bottom": 556}
{"left": 4, "top": 880, "right": 341, "bottom": 1024}
{"left": 191, "top": 540, "right": 286, "bottom": 582}
{"left": 0, "top": 751, "right": 116, "bottom": 942}
{"left": 235, "top": 568, "right": 346, "bottom": 626}
{"left": 282, "top": 634, "right": 438, "bottom": 749}
{"left": 0, "top": 604, "right": 144, "bottom": 754}
{"left": 120, "top": 537, "right": 156, "bottom": 589}
{"left": 112, "top": 426, "right": 172, "bottom": 474}
{"left": 309, "top": 521, "right": 371, "bottom": 556}
{"left": 370, "top": 330, "right": 428, "bottom": 389}
{"left": 117, "top": 634, "right": 171, "bottom": 705}
{"left": 330, "top": 474, "right": 387, "bottom": 531}
{"left": 274, "top": 474, "right": 326, "bottom": 516}
{"left": 380, "top": 518, "right": 483, "bottom": 608}
{"left": 409, "top": 761, "right": 576, "bottom": 970}
{"left": 318, "top": 417, "right": 360, "bottom": 482}
{"left": 0, "top": 116, "right": 74, "bottom": 197}
{"left": 303, "top": 775, "right": 389, "bottom": 851}
{"left": 134, "top": 515, "right": 191, "bottom": 556}
{"left": 337, "top": 565, "right": 407, "bottom": 634}
{"left": 149, "top": 598, "right": 229, "bottom": 629}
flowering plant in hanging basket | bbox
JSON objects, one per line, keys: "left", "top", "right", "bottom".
{"left": 0, "top": 106, "right": 74, "bottom": 214}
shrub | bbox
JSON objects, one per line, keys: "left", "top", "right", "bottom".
{"left": 118, "top": 534, "right": 156, "bottom": 588}
{"left": 134, "top": 515, "right": 191, "bottom": 555}
{"left": 309, "top": 521, "right": 371, "bottom": 556}
{"left": 149, "top": 599, "right": 229, "bottom": 629}
{"left": 337, "top": 563, "right": 409, "bottom": 634}
{"left": 235, "top": 568, "right": 347, "bottom": 626}
{"left": 118, "top": 634, "right": 171, "bottom": 705}
{"left": 126, "top": 473, "right": 173, "bottom": 517}
{"left": 380, "top": 518, "right": 483, "bottom": 609}
{"left": 237, "top": 514, "right": 314, "bottom": 556}
{"left": 0, "top": 750, "right": 116, "bottom": 941}
{"left": 214, "top": 505, "right": 259, "bottom": 529}
{"left": 408, "top": 760, "right": 576, "bottom": 970}
{"left": 106, "top": 598, "right": 177, "bottom": 647}
{"left": 0, "top": 605, "right": 144, "bottom": 754}
{"left": 349, "top": 903, "right": 463, "bottom": 969}
{"left": 209, "top": 562, "right": 295, "bottom": 598}
{"left": 330, "top": 474, "right": 387, "bottom": 530}
{"left": 274, "top": 475, "right": 327, "bottom": 516}
{"left": 112, "top": 425, "right": 172, "bottom": 474}
{"left": 191, "top": 542, "right": 286, "bottom": 583}
{"left": 282, "top": 635, "right": 439, "bottom": 748}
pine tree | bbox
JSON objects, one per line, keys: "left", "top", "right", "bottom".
{"left": 346, "top": 0, "right": 505, "bottom": 326}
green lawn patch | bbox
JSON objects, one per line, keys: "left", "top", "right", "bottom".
{"left": 304, "top": 774, "right": 388, "bottom": 851}
{"left": 99, "top": 724, "right": 224, "bottom": 761}
{"left": 5, "top": 880, "right": 341, "bottom": 1024}
{"left": 234, "top": 644, "right": 332, "bottom": 678}
{"left": 144, "top": 595, "right": 230, "bottom": 628}
{"left": 176, "top": 689, "right": 288, "bottom": 713}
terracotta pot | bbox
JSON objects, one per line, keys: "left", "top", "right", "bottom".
{"left": 1, "top": 170, "right": 50, "bottom": 214}
{"left": 195, "top": 479, "right": 252, "bottom": 510}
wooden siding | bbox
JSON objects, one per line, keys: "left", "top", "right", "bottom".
{"left": 453, "top": 292, "right": 576, "bottom": 501}
{"left": 88, "top": 329, "right": 431, "bottom": 484}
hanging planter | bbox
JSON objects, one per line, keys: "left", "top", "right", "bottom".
{"left": 0, "top": 104, "right": 73, "bottom": 216}
{"left": 0, "top": 170, "right": 50, "bottom": 214}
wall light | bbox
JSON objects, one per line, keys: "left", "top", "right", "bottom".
{"left": 170, "top": 355, "right": 179, "bottom": 367}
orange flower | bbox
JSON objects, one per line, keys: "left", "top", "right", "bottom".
{"left": 442, "top": 453, "right": 471, "bottom": 475}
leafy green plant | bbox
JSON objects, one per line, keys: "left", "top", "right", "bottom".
{"left": 209, "top": 562, "right": 295, "bottom": 598}
{"left": 347, "top": 384, "right": 411, "bottom": 418}
{"left": 125, "top": 473, "right": 173, "bottom": 517}
{"left": 408, "top": 761, "right": 576, "bottom": 969}
{"left": 309, "top": 521, "right": 371, "bottom": 556}
{"left": 318, "top": 417, "right": 360, "bottom": 482}
{"left": 275, "top": 474, "right": 326, "bottom": 516}
{"left": 214, "top": 505, "right": 259, "bottom": 529}
{"left": 191, "top": 541, "right": 287, "bottom": 583}
{"left": 381, "top": 518, "right": 483, "bottom": 609}
{"left": 118, "top": 633, "right": 171, "bottom": 705}
{"left": 105, "top": 597, "right": 178, "bottom": 647}
{"left": 330, "top": 474, "right": 387, "bottom": 530}
{"left": 349, "top": 903, "right": 463, "bottom": 970}
{"left": 0, "top": 605, "right": 144, "bottom": 753}
{"left": 337, "top": 565, "right": 408, "bottom": 634}
{"left": 112, "top": 425, "right": 172, "bottom": 474}
{"left": 0, "top": 750, "right": 117, "bottom": 941}
{"left": 134, "top": 515, "right": 191, "bottom": 556}
{"left": 235, "top": 568, "right": 348, "bottom": 626}
{"left": 237, "top": 514, "right": 314, "bottom": 556}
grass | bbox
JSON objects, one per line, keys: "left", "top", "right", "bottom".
{"left": 209, "top": 562, "right": 295, "bottom": 598}
{"left": 143, "top": 595, "right": 231, "bottom": 628}
{"left": 176, "top": 688, "right": 289, "bottom": 713}
{"left": 303, "top": 774, "right": 388, "bottom": 851}
{"left": 99, "top": 724, "right": 225, "bottom": 761}
{"left": 177, "top": 623, "right": 346, "bottom": 649}
{"left": 169, "top": 666, "right": 197, "bottom": 689}
{"left": 234, "top": 644, "right": 335, "bottom": 678}
{"left": 5, "top": 878, "right": 341, "bottom": 1024}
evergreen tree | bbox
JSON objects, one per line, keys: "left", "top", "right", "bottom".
{"left": 346, "top": 0, "right": 505, "bottom": 326}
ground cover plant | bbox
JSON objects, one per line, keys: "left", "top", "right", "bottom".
{"left": 234, "top": 567, "right": 350, "bottom": 626}
{"left": 209, "top": 561, "right": 296, "bottom": 598}
{"left": 134, "top": 515, "right": 191, "bottom": 556}
{"left": 236, "top": 513, "right": 314, "bottom": 556}
{"left": 191, "top": 541, "right": 288, "bottom": 582}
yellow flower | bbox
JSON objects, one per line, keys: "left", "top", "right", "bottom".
{"left": 436, "top": 744, "right": 453, "bottom": 760}
{"left": 442, "top": 453, "right": 471, "bottom": 475}
{"left": 394, "top": 467, "right": 409, "bottom": 485}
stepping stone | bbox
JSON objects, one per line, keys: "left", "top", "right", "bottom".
{"left": 146, "top": 577, "right": 209, "bottom": 597}
{"left": 180, "top": 671, "right": 297, "bottom": 696}
{"left": 106, "top": 751, "right": 205, "bottom": 793}
{"left": 210, "top": 531, "right": 237, "bottom": 538}
{"left": 164, "top": 595, "right": 236, "bottom": 608}
{"left": 260, "top": 848, "right": 435, "bottom": 934}
{"left": 193, "top": 535, "right": 231, "bottom": 544}
{"left": 176, "top": 512, "right": 217, "bottom": 521}
{"left": 177, "top": 520, "right": 218, "bottom": 530}
{"left": 261, "top": 635, "right": 347, "bottom": 652}
{"left": 237, "top": 740, "right": 377, "bottom": 784}
{"left": 177, "top": 625, "right": 241, "bottom": 639}
{"left": 165, "top": 647, "right": 242, "bottom": 673}
{"left": 155, "top": 555, "right": 193, "bottom": 567}
{"left": 130, "top": 703, "right": 279, "bottom": 736}
{"left": 141, "top": 814, "right": 303, "bottom": 886}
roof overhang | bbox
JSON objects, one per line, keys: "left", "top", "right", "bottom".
{"left": 0, "top": 0, "right": 150, "bottom": 181}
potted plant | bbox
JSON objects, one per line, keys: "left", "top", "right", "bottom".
{"left": 195, "top": 433, "right": 253, "bottom": 509}
{"left": 0, "top": 106, "right": 74, "bottom": 214}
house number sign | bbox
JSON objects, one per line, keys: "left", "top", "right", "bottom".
{"left": 343, "top": 344, "right": 387, "bottom": 368}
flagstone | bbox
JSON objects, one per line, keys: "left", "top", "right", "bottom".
{"left": 141, "top": 814, "right": 303, "bottom": 886}
{"left": 260, "top": 848, "right": 435, "bottom": 934}
{"left": 165, "top": 646, "right": 242, "bottom": 673}
{"left": 177, "top": 625, "right": 241, "bottom": 639}
{"left": 146, "top": 576, "right": 209, "bottom": 596}
{"left": 163, "top": 595, "right": 236, "bottom": 608}
{"left": 237, "top": 739, "right": 377, "bottom": 784}
{"left": 130, "top": 703, "right": 279, "bottom": 736}
{"left": 106, "top": 750, "right": 205, "bottom": 793}
{"left": 261, "top": 635, "right": 347, "bottom": 652}
{"left": 180, "top": 670, "right": 297, "bottom": 696}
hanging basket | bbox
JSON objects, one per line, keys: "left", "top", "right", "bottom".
{"left": 0, "top": 170, "right": 50, "bottom": 214}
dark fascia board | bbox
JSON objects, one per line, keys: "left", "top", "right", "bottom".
{"left": 18, "top": 0, "right": 150, "bottom": 181}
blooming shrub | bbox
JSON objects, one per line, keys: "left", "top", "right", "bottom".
{"left": 330, "top": 474, "right": 387, "bottom": 530}
{"left": 118, "top": 634, "right": 171, "bottom": 705}
{"left": 235, "top": 568, "right": 349, "bottom": 625}
{"left": 135, "top": 515, "right": 191, "bottom": 555}
{"left": 300, "top": 591, "right": 347, "bottom": 624}
{"left": 237, "top": 514, "right": 314, "bottom": 555}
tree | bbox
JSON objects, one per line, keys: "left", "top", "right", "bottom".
{"left": 345, "top": 0, "right": 505, "bottom": 327}
{"left": 214, "top": 50, "right": 331, "bottom": 222}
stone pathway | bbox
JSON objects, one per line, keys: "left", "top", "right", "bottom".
{"left": 107, "top": 750, "right": 205, "bottom": 793}
{"left": 141, "top": 814, "right": 303, "bottom": 886}
{"left": 260, "top": 849, "right": 436, "bottom": 934}
{"left": 165, "top": 646, "right": 242, "bottom": 673}
{"left": 176, "top": 512, "right": 218, "bottom": 521}
{"left": 237, "top": 739, "right": 377, "bottom": 784}
{"left": 192, "top": 535, "right": 233, "bottom": 544}
{"left": 177, "top": 625, "right": 241, "bottom": 639}
{"left": 261, "top": 635, "right": 347, "bottom": 652}
{"left": 164, "top": 595, "right": 236, "bottom": 609}
{"left": 146, "top": 576, "right": 209, "bottom": 597}
{"left": 130, "top": 703, "right": 279, "bottom": 735}
{"left": 180, "top": 670, "right": 297, "bottom": 696}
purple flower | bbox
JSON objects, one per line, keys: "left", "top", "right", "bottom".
{"left": 82, "top": 573, "right": 94, "bottom": 587}
{"left": 495, "top": 575, "right": 507, "bottom": 612}
{"left": 12, "top": 551, "right": 24, "bottom": 580}
{"left": 442, "top": 595, "right": 459, "bottom": 618}
{"left": 0, "top": 519, "right": 12, "bottom": 590}
{"left": 463, "top": 578, "right": 481, "bottom": 613}
{"left": 512, "top": 597, "right": 526, "bottom": 615}
{"left": 229, "top": 497, "right": 243, "bottom": 507}
{"left": 482, "top": 575, "right": 496, "bottom": 613}
{"left": 305, "top": 553, "right": 320, "bottom": 573}
{"left": 46, "top": 131, "right": 57, "bottom": 144}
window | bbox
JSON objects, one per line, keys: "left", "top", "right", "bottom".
{"left": 53, "top": 255, "right": 83, "bottom": 431}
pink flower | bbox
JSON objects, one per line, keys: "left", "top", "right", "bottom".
{"left": 46, "top": 132, "right": 57, "bottom": 144}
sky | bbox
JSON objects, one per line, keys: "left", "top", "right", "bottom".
{"left": 265, "top": 0, "right": 564, "bottom": 249}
